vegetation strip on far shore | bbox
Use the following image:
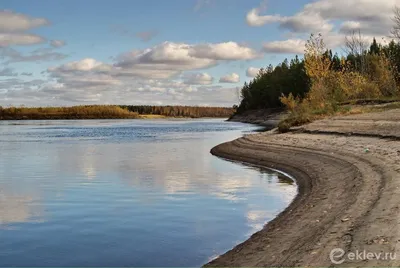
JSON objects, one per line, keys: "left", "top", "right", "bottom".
{"left": 0, "top": 105, "right": 234, "bottom": 120}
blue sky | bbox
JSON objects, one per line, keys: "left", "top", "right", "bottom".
{"left": 0, "top": 0, "right": 396, "bottom": 106}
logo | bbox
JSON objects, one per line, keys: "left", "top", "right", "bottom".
{"left": 330, "top": 248, "right": 345, "bottom": 264}
{"left": 329, "top": 248, "right": 396, "bottom": 264}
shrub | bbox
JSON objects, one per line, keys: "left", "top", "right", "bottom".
{"left": 279, "top": 93, "right": 299, "bottom": 112}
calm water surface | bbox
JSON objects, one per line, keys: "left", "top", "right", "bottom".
{"left": 0, "top": 119, "right": 296, "bottom": 267}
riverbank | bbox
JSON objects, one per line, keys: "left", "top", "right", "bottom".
{"left": 228, "top": 108, "right": 286, "bottom": 128}
{"left": 206, "top": 108, "right": 400, "bottom": 266}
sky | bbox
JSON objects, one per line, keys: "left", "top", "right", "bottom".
{"left": 0, "top": 0, "right": 398, "bottom": 107}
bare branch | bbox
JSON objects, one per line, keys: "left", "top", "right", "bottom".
{"left": 391, "top": 6, "right": 400, "bottom": 40}
{"left": 344, "top": 30, "right": 367, "bottom": 56}
{"left": 343, "top": 30, "right": 368, "bottom": 73}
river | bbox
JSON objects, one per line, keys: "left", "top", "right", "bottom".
{"left": 0, "top": 119, "right": 296, "bottom": 266}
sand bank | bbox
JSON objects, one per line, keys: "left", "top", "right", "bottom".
{"left": 206, "top": 109, "right": 400, "bottom": 266}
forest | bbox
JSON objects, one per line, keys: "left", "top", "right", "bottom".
{"left": 237, "top": 38, "right": 400, "bottom": 115}
{"left": 237, "top": 55, "right": 310, "bottom": 113}
{"left": 121, "top": 105, "right": 234, "bottom": 118}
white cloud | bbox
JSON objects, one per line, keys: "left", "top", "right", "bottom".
{"left": 52, "top": 73, "right": 121, "bottom": 89}
{"left": 246, "top": 0, "right": 282, "bottom": 27}
{"left": 1, "top": 36, "right": 254, "bottom": 106}
{"left": 50, "top": 58, "right": 111, "bottom": 72}
{"left": 247, "top": 0, "right": 397, "bottom": 36}
{"left": 1, "top": 76, "right": 239, "bottom": 107}
{"left": 113, "top": 41, "right": 258, "bottom": 79}
{"left": 263, "top": 39, "right": 306, "bottom": 54}
{"left": 339, "top": 21, "right": 362, "bottom": 33}
{"left": 279, "top": 13, "right": 333, "bottom": 33}
{"left": 46, "top": 58, "right": 198, "bottom": 100}
{"left": 0, "top": 46, "right": 67, "bottom": 63}
{"left": 246, "top": 1, "right": 333, "bottom": 33}
{"left": 0, "top": 76, "right": 240, "bottom": 107}
{"left": 0, "top": 10, "right": 50, "bottom": 46}
{"left": 325, "top": 31, "right": 379, "bottom": 49}
{"left": 0, "top": 32, "right": 45, "bottom": 46}
{"left": 0, "top": 10, "right": 49, "bottom": 32}
{"left": 219, "top": 73, "right": 240, "bottom": 83}
{"left": 250, "top": 0, "right": 397, "bottom": 54}
{"left": 246, "top": 67, "right": 260, "bottom": 78}
{"left": 47, "top": 58, "right": 118, "bottom": 90}
{"left": 135, "top": 79, "right": 197, "bottom": 94}
{"left": 189, "top": 42, "right": 260, "bottom": 60}
{"left": 114, "top": 42, "right": 216, "bottom": 79}
{"left": 0, "top": 11, "right": 66, "bottom": 62}
{"left": 264, "top": 32, "right": 387, "bottom": 56}
{"left": 303, "top": 0, "right": 396, "bottom": 23}
{"left": 24, "top": 53, "right": 239, "bottom": 106}
{"left": 50, "top": 40, "right": 66, "bottom": 48}
{"left": 247, "top": 11, "right": 282, "bottom": 27}
{"left": 338, "top": 21, "right": 391, "bottom": 36}
{"left": 183, "top": 72, "right": 213, "bottom": 85}
{"left": 309, "top": 0, "right": 396, "bottom": 36}
{"left": 45, "top": 62, "right": 112, "bottom": 102}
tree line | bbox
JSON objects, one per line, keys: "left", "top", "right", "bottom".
{"left": 278, "top": 32, "right": 400, "bottom": 131}
{"left": 237, "top": 56, "right": 310, "bottom": 113}
{"left": 121, "top": 105, "right": 234, "bottom": 118}
{"left": 0, "top": 105, "right": 140, "bottom": 120}
{"left": 0, "top": 105, "right": 234, "bottom": 120}
{"left": 236, "top": 9, "right": 400, "bottom": 117}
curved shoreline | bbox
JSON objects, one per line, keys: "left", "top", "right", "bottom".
{"left": 205, "top": 127, "right": 400, "bottom": 266}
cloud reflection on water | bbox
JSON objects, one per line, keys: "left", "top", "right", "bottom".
{"left": 0, "top": 119, "right": 296, "bottom": 266}
{"left": 0, "top": 188, "right": 43, "bottom": 227}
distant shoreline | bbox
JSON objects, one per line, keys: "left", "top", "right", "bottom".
{"left": 0, "top": 115, "right": 230, "bottom": 121}
{"left": 0, "top": 105, "right": 234, "bottom": 120}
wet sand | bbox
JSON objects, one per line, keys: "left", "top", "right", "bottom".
{"left": 206, "top": 109, "right": 400, "bottom": 267}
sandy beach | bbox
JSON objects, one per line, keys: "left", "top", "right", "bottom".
{"left": 206, "top": 109, "right": 400, "bottom": 267}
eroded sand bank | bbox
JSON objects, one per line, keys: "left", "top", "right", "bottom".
{"left": 206, "top": 109, "right": 400, "bottom": 267}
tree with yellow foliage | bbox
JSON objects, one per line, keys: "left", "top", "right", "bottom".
{"left": 304, "top": 33, "right": 332, "bottom": 81}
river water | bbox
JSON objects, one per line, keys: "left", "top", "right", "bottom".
{"left": 0, "top": 119, "right": 296, "bottom": 267}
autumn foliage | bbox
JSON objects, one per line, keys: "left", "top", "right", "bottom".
{"left": 0, "top": 105, "right": 140, "bottom": 120}
{"left": 278, "top": 33, "right": 400, "bottom": 132}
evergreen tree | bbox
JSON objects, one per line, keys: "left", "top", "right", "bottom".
{"left": 369, "top": 38, "right": 380, "bottom": 55}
